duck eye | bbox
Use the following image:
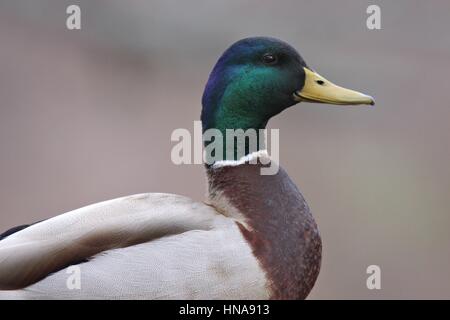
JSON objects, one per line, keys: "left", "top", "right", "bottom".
{"left": 316, "top": 80, "right": 325, "bottom": 85}
{"left": 262, "top": 53, "right": 278, "bottom": 65}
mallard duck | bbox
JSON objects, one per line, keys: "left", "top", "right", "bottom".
{"left": 0, "top": 37, "right": 373, "bottom": 300}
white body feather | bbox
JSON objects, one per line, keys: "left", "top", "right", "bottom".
{"left": 0, "top": 193, "right": 269, "bottom": 299}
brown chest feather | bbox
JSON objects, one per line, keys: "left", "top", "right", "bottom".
{"left": 207, "top": 162, "right": 322, "bottom": 299}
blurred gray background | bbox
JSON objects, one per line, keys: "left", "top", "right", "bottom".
{"left": 0, "top": 0, "right": 449, "bottom": 299}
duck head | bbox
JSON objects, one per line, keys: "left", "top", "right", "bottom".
{"left": 201, "top": 37, "right": 374, "bottom": 160}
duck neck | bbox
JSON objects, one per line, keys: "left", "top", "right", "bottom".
{"left": 201, "top": 108, "right": 268, "bottom": 163}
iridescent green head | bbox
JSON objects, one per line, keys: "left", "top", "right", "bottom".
{"left": 201, "top": 37, "right": 374, "bottom": 160}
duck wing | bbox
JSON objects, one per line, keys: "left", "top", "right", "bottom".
{"left": 2, "top": 217, "right": 267, "bottom": 299}
{"left": 0, "top": 193, "right": 221, "bottom": 290}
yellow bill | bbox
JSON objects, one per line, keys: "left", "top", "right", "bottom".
{"left": 294, "top": 67, "right": 374, "bottom": 106}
